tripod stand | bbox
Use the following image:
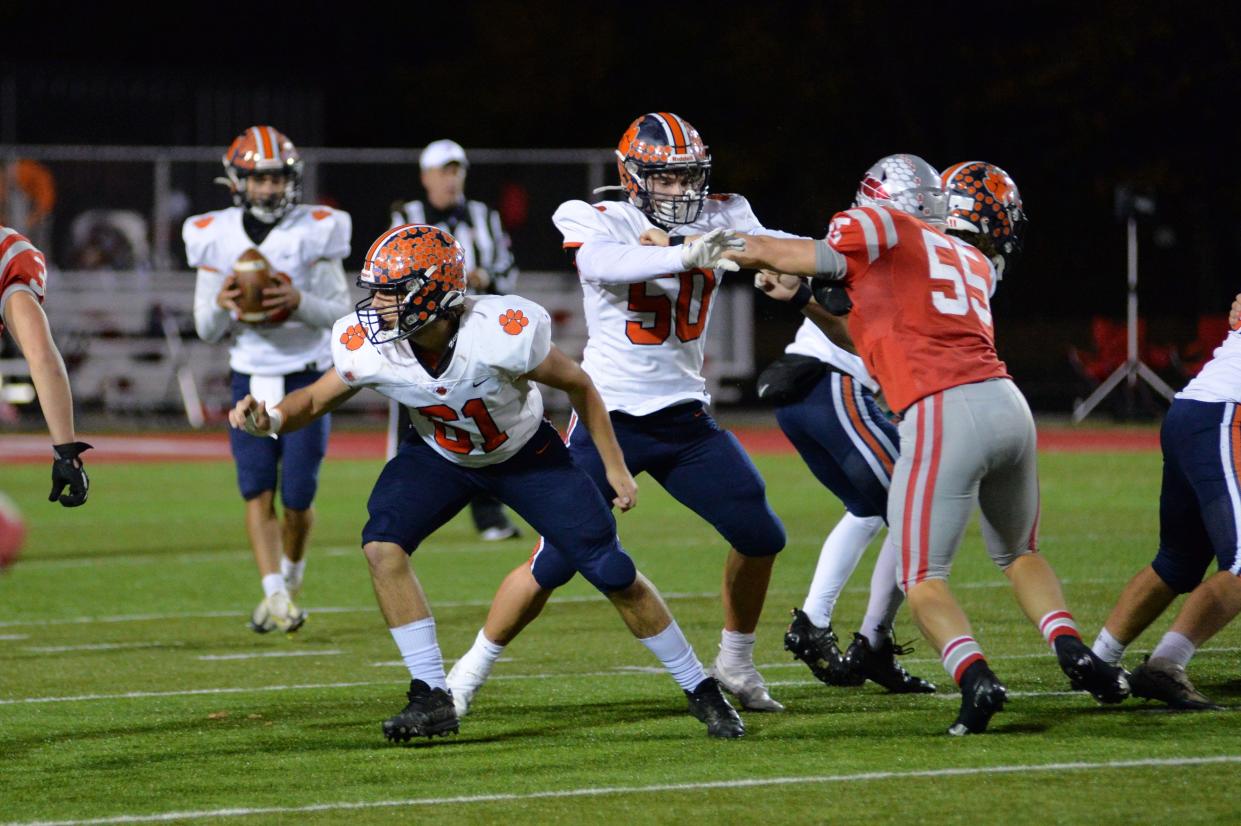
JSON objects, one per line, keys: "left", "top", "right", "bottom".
{"left": 1072, "top": 208, "right": 1175, "bottom": 422}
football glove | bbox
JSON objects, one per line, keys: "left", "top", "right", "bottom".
{"left": 812, "top": 279, "right": 853, "bottom": 316}
{"left": 681, "top": 228, "right": 743, "bottom": 272}
{"left": 50, "top": 442, "right": 92, "bottom": 507}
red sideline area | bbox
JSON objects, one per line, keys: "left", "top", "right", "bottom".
{"left": 0, "top": 425, "right": 1160, "bottom": 465}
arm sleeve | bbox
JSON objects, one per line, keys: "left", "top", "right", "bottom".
{"left": 575, "top": 240, "right": 685, "bottom": 284}
{"left": 486, "top": 207, "right": 518, "bottom": 294}
{"left": 814, "top": 240, "right": 848, "bottom": 279}
{"left": 193, "top": 267, "right": 233, "bottom": 343}
{"left": 293, "top": 258, "right": 353, "bottom": 329}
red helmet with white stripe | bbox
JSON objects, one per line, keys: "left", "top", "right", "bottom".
{"left": 354, "top": 224, "right": 467, "bottom": 344}
{"left": 221, "top": 125, "right": 304, "bottom": 223}
{"left": 614, "top": 112, "right": 712, "bottom": 225}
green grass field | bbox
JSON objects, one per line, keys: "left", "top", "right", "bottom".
{"left": 2, "top": 447, "right": 1240, "bottom": 824}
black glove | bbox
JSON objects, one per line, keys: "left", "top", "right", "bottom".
{"left": 50, "top": 441, "right": 92, "bottom": 507}
{"left": 812, "top": 279, "right": 853, "bottom": 316}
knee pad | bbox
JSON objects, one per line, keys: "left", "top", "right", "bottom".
{"left": 1151, "top": 545, "right": 1209, "bottom": 594}
{"left": 579, "top": 540, "right": 637, "bottom": 593}
{"left": 728, "top": 508, "right": 787, "bottom": 557}
{"left": 529, "top": 540, "right": 579, "bottom": 590}
{"left": 281, "top": 476, "right": 319, "bottom": 511}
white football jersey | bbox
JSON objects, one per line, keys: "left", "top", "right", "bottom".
{"left": 1177, "top": 329, "right": 1241, "bottom": 404}
{"left": 784, "top": 319, "right": 877, "bottom": 392}
{"left": 185, "top": 204, "right": 352, "bottom": 374}
{"left": 333, "top": 295, "right": 553, "bottom": 466}
{"left": 554, "top": 195, "right": 797, "bottom": 416}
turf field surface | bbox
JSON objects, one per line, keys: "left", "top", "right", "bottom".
{"left": 1, "top": 428, "right": 1238, "bottom": 825}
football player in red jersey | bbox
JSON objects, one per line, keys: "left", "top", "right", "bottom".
{"left": 727, "top": 155, "right": 1129, "bottom": 734}
{"left": 0, "top": 225, "right": 91, "bottom": 507}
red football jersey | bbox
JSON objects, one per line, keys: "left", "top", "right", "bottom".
{"left": 827, "top": 205, "right": 1009, "bottom": 413}
{"left": 0, "top": 225, "right": 48, "bottom": 334}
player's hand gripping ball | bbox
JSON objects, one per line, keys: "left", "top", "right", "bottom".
{"left": 0, "top": 492, "right": 26, "bottom": 572}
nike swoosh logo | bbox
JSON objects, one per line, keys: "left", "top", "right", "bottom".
{"left": 535, "top": 443, "right": 550, "bottom": 454}
{"left": 758, "top": 384, "right": 770, "bottom": 396}
{"left": 473, "top": 377, "right": 491, "bottom": 387}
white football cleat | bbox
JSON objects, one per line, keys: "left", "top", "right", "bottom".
{"left": 249, "top": 593, "right": 306, "bottom": 634}
{"left": 710, "top": 658, "right": 785, "bottom": 712}
{"left": 248, "top": 597, "right": 276, "bottom": 634}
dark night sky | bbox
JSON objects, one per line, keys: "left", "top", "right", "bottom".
{"left": 4, "top": 1, "right": 1240, "bottom": 405}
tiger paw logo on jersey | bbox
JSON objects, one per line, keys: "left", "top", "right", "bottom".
{"left": 341, "top": 323, "right": 367, "bottom": 351}
{"left": 500, "top": 309, "right": 529, "bottom": 335}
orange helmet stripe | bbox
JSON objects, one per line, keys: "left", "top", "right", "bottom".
{"left": 655, "top": 112, "right": 688, "bottom": 149}
{"left": 256, "top": 126, "right": 276, "bottom": 160}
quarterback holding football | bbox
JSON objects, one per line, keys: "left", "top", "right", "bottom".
{"left": 185, "top": 125, "right": 353, "bottom": 634}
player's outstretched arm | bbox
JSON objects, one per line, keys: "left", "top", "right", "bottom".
{"left": 725, "top": 235, "right": 819, "bottom": 275}
{"left": 4, "top": 291, "right": 76, "bottom": 445}
{"left": 3, "top": 292, "right": 93, "bottom": 507}
{"left": 229, "top": 369, "right": 358, "bottom": 437}
{"left": 524, "top": 346, "right": 638, "bottom": 511}
{"left": 1230, "top": 292, "right": 1241, "bottom": 331}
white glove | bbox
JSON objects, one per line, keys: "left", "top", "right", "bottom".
{"left": 680, "top": 228, "right": 744, "bottom": 272}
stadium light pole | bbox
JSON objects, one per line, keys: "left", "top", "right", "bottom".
{"left": 1071, "top": 189, "right": 1176, "bottom": 422}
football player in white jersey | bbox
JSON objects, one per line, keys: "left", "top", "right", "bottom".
{"left": 230, "top": 224, "right": 746, "bottom": 741}
{"left": 1092, "top": 311, "right": 1241, "bottom": 710}
{"left": 186, "top": 125, "right": 353, "bottom": 634}
{"left": 447, "top": 112, "right": 794, "bottom": 716}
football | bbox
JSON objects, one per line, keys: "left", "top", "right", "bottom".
{"left": 232, "top": 248, "right": 273, "bottom": 323}
{"left": 0, "top": 491, "right": 26, "bottom": 572}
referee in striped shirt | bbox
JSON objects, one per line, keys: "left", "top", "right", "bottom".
{"left": 386, "top": 139, "right": 522, "bottom": 541}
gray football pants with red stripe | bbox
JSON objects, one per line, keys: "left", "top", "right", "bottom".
{"left": 889, "top": 378, "right": 1040, "bottom": 591}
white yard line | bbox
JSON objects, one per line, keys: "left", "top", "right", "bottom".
{"left": 25, "top": 642, "right": 182, "bottom": 653}
{"left": 5, "top": 755, "right": 1239, "bottom": 826}
{"left": 0, "top": 578, "right": 1121, "bottom": 629}
{"left": 0, "top": 633, "right": 30, "bottom": 641}
{"left": 197, "top": 650, "right": 342, "bottom": 661}
{"left": 0, "top": 681, "right": 385, "bottom": 706}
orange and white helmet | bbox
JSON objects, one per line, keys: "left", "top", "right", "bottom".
{"left": 854, "top": 154, "right": 947, "bottom": 226}
{"left": 220, "top": 125, "right": 303, "bottom": 223}
{"left": 941, "top": 161, "right": 1027, "bottom": 278}
{"left": 355, "top": 224, "right": 467, "bottom": 344}
{"left": 613, "top": 112, "right": 711, "bottom": 225}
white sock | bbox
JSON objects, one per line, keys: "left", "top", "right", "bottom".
{"left": 802, "top": 513, "right": 884, "bottom": 627}
{"left": 457, "top": 628, "right": 505, "bottom": 678}
{"left": 860, "top": 534, "right": 902, "bottom": 647}
{"left": 281, "top": 557, "right": 306, "bottom": 586}
{"left": 640, "top": 621, "right": 708, "bottom": 692}
{"left": 389, "top": 617, "right": 447, "bottom": 690}
{"left": 1151, "top": 631, "right": 1196, "bottom": 667}
{"left": 717, "top": 629, "right": 755, "bottom": 670}
{"left": 261, "top": 573, "right": 286, "bottom": 599}
{"left": 1091, "top": 627, "right": 1128, "bottom": 665}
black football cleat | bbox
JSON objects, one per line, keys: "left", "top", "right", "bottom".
{"left": 685, "top": 677, "right": 746, "bottom": 738}
{"left": 1128, "top": 656, "right": 1223, "bottom": 711}
{"left": 382, "top": 679, "right": 460, "bottom": 743}
{"left": 845, "top": 632, "right": 937, "bottom": 694}
{"left": 947, "top": 661, "right": 1008, "bottom": 736}
{"left": 784, "top": 608, "right": 864, "bottom": 687}
{"left": 1055, "top": 635, "right": 1130, "bottom": 704}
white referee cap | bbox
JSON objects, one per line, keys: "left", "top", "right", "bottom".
{"left": 420, "top": 139, "right": 469, "bottom": 170}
